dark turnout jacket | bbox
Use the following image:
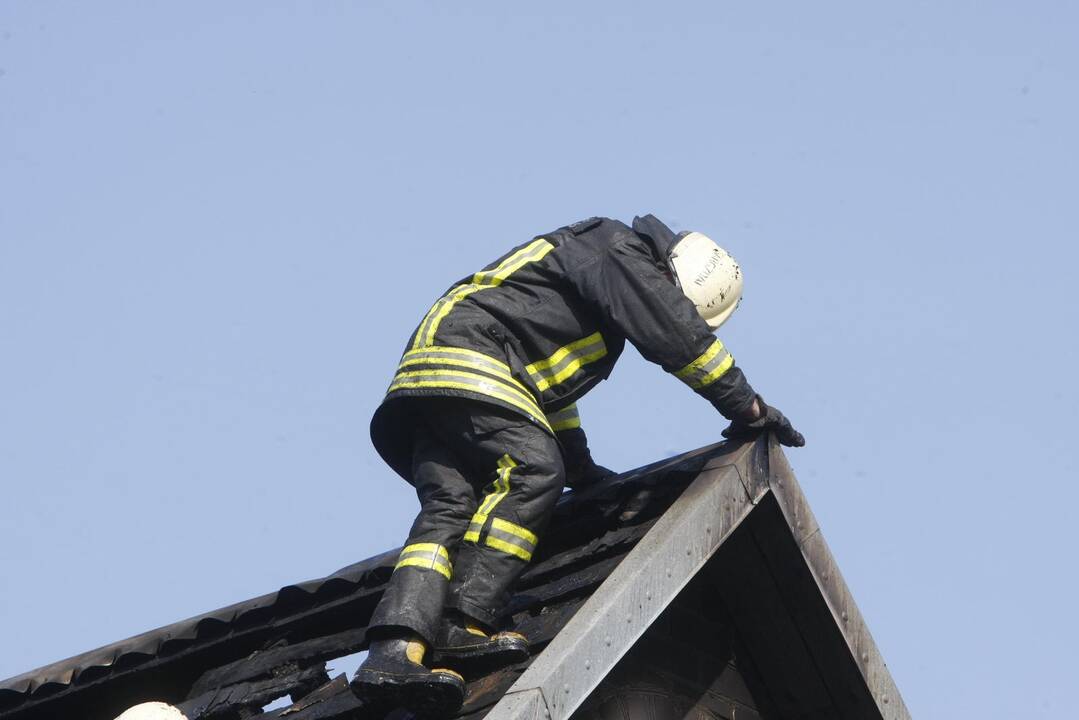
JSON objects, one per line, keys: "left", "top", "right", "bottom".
{"left": 371, "top": 215, "right": 759, "bottom": 479}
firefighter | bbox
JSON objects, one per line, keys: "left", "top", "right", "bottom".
{"left": 350, "top": 215, "right": 804, "bottom": 714}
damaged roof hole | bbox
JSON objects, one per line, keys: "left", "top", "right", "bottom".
{"left": 328, "top": 649, "right": 368, "bottom": 680}
{"left": 261, "top": 694, "right": 293, "bottom": 713}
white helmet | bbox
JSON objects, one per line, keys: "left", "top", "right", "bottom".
{"left": 114, "top": 702, "right": 188, "bottom": 720}
{"left": 668, "top": 231, "right": 743, "bottom": 329}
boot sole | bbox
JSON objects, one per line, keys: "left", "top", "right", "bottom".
{"left": 350, "top": 668, "right": 465, "bottom": 717}
{"left": 429, "top": 636, "right": 530, "bottom": 678}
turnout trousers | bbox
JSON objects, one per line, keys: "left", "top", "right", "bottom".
{"left": 369, "top": 398, "right": 566, "bottom": 643}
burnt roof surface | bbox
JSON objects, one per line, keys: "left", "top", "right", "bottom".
{"left": 0, "top": 440, "right": 725, "bottom": 720}
{"left": 0, "top": 436, "right": 910, "bottom": 720}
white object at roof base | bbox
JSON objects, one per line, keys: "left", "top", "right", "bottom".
{"left": 668, "top": 231, "right": 743, "bottom": 330}
{"left": 114, "top": 702, "right": 188, "bottom": 720}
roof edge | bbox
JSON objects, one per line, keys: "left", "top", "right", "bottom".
{"left": 486, "top": 438, "right": 762, "bottom": 720}
{"left": 763, "top": 436, "right": 911, "bottom": 719}
{"left": 486, "top": 434, "right": 911, "bottom": 720}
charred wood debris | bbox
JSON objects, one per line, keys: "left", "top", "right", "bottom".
{"left": 0, "top": 446, "right": 723, "bottom": 720}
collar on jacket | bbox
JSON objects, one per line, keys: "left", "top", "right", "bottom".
{"left": 631, "top": 214, "right": 682, "bottom": 267}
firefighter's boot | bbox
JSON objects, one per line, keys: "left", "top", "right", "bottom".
{"left": 430, "top": 615, "right": 530, "bottom": 678}
{"left": 350, "top": 635, "right": 465, "bottom": 717}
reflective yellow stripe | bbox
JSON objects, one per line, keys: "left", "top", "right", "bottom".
{"left": 466, "top": 517, "right": 538, "bottom": 562}
{"left": 388, "top": 372, "right": 551, "bottom": 431}
{"left": 463, "top": 513, "right": 486, "bottom": 543}
{"left": 400, "top": 542, "right": 450, "bottom": 560}
{"left": 465, "top": 455, "right": 518, "bottom": 544}
{"left": 391, "top": 346, "right": 551, "bottom": 430}
{"left": 398, "top": 347, "right": 526, "bottom": 396}
{"left": 396, "top": 557, "right": 452, "bottom": 579}
{"left": 413, "top": 284, "right": 482, "bottom": 350}
{"left": 526, "top": 332, "right": 608, "bottom": 392}
{"left": 485, "top": 520, "right": 537, "bottom": 561}
{"left": 477, "top": 455, "right": 515, "bottom": 515}
{"left": 485, "top": 536, "right": 532, "bottom": 562}
{"left": 388, "top": 378, "right": 549, "bottom": 431}
{"left": 413, "top": 239, "right": 555, "bottom": 349}
{"left": 395, "top": 543, "right": 452, "bottom": 580}
{"left": 674, "top": 340, "right": 722, "bottom": 380}
{"left": 472, "top": 238, "right": 555, "bottom": 285}
{"left": 401, "top": 346, "right": 516, "bottom": 378}
{"left": 390, "top": 369, "right": 539, "bottom": 411}
{"left": 526, "top": 333, "right": 604, "bottom": 373}
{"left": 490, "top": 517, "right": 538, "bottom": 546}
{"left": 673, "top": 339, "right": 735, "bottom": 389}
{"left": 697, "top": 352, "right": 734, "bottom": 386}
{"left": 546, "top": 403, "right": 581, "bottom": 432}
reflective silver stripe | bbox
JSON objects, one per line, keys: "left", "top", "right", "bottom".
{"left": 488, "top": 527, "right": 536, "bottom": 551}
{"left": 547, "top": 403, "right": 581, "bottom": 432}
{"left": 526, "top": 333, "right": 608, "bottom": 392}
{"left": 395, "top": 543, "right": 453, "bottom": 579}
{"left": 673, "top": 339, "right": 734, "bottom": 390}
{"left": 464, "top": 517, "right": 486, "bottom": 543}
{"left": 484, "top": 518, "right": 538, "bottom": 561}
{"left": 400, "top": 347, "right": 516, "bottom": 381}
{"left": 388, "top": 368, "right": 551, "bottom": 431}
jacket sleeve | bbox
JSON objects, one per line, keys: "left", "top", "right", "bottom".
{"left": 568, "top": 233, "right": 758, "bottom": 421}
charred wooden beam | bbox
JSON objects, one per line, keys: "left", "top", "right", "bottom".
{"left": 179, "top": 665, "right": 329, "bottom": 720}
{"left": 248, "top": 675, "right": 362, "bottom": 720}
{"left": 188, "top": 630, "right": 366, "bottom": 698}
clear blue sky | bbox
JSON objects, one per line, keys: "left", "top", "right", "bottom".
{"left": 1, "top": 2, "right": 1076, "bottom": 717}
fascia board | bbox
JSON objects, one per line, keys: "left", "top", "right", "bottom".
{"left": 764, "top": 437, "right": 911, "bottom": 720}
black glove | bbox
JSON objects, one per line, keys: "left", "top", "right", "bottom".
{"left": 566, "top": 456, "right": 616, "bottom": 489}
{"left": 559, "top": 426, "right": 616, "bottom": 489}
{"left": 722, "top": 395, "right": 805, "bottom": 447}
